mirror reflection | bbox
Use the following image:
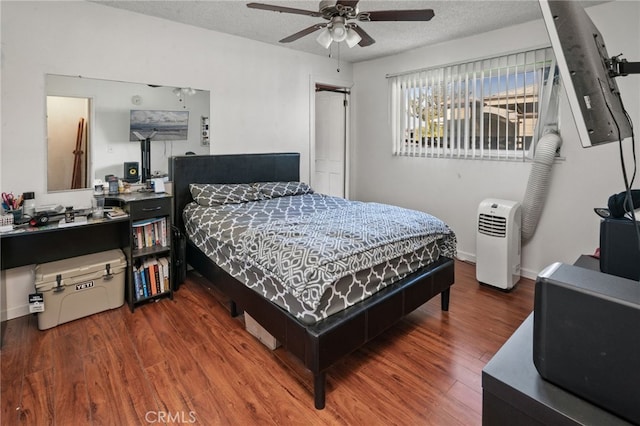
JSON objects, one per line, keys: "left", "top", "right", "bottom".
{"left": 46, "top": 74, "right": 210, "bottom": 192}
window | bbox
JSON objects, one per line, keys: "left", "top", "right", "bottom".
{"left": 389, "top": 47, "right": 557, "bottom": 160}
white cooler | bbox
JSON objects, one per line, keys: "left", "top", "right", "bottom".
{"left": 34, "top": 249, "right": 127, "bottom": 330}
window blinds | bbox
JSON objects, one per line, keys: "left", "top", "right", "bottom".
{"left": 389, "top": 47, "right": 556, "bottom": 160}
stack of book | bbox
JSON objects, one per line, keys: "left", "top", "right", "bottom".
{"left": 132, "top": 217, "right": 168, "bottom": 249}
{"left": 133, "top": 256, "right": 170, "bottom": 300}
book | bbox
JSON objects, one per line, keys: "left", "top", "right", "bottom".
{"left": 134, "top": 227, "right": 144, "bottom": 249}
{"left": 106, "top": 208, "right": 128, "bottom": 219}
{"left": 133, "top": 266, "right": 142, "bottom": 300}
{"left": 144, "top": 224, "right": 153, "bottom": 248}
{"left": 160, "top": 217, "right": 168, "bottom": 247}
{"left": 152, "top": 258, "right": 161, "bottom": 294}
{"left": 145, "top": 259, "right": 156, "bottom": 296}
{"left": 139, "top": 261, "right": 149, "bottom": 298}
{"left": 158, "top": 257, "right": 170, "bottom": 293}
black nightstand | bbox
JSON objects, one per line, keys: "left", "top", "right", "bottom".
{"left": 107, "top": 192, "right": 173, "bottom": 311}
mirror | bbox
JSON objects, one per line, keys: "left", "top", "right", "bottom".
{"left": 46, "top": 74, "right": 210, "bottom": 192}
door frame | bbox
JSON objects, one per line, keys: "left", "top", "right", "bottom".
{"left": 309, "top": 75, "right": 353, "bottom": 199}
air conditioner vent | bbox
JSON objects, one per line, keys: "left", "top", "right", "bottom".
{"left": 478, "top": 214, "right": 507, "bottom": 237}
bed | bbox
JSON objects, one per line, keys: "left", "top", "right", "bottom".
{"left": 169, "top": 152, "right": 456, "bottom": 409}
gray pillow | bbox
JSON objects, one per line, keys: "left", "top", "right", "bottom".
{"left": 189, "top": 183, "right": 263, "bottom": 206}
{"left": 256, "top": 181, "right": 314, "bottom": 199}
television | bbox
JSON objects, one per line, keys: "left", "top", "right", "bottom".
{"left": 129, "top": 110, "right": 189, "bottom": 142}
{"left": 129, "top": 110, "right": 189, "bottom": 184}
{"left": 538, "top": 0, "right": 636, "bottom": 147}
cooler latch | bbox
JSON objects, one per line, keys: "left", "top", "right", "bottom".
{"left": 104, "top": 263, "right": 113, "bottom": 281}
{"left": 53, "top": 274, "right": 65, "bottom": 293}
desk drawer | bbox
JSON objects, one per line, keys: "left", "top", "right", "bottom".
{"left": 127, "top": 198, "right": 171, "bottom": 220}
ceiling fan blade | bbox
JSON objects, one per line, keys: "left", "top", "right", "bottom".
{"left": 350, "top": 24, "right": 375, "bottom": 47}
{"left": 358, "top": 9, "right": 435, "bottom": 22}
{"left": 246, "top": 2, "right": 322, "bottom": 18}
{"left": 279, "top": 24, "right": 326, "bottom": 43}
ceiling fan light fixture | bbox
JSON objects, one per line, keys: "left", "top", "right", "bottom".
{"left": 345, "top": 28, "right": 362, "bottom": 48}
{"left": 330, "top": 17, "right": 348, "bottom": 42}
{"left": 316, "top": 27, "right": 332, "bottom": 49}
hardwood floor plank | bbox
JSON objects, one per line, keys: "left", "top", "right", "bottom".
{"left": 448, "top": 380, "right": 483, "bottom": 415}
{"left": 121, "top": 305, "right": 166, "bottom": 369}
{"left": 1, "top": 260, "right": 535, "bottom": 425}
{"left": 85, "top": 348, "right": 141, "bottom": 425}
{"left": 95, "top": 310, "right": 161, "bottom": 422}
{"left": 18, "top": 369, "right": 54, "bottom": 425}
{"left": 144, "top": 360, "right": 193, "bottom": 415}
{"left": 1, "top": 345, "right": 26, "bottom": 388}
{"left": 143, "top": 304, "right": 216, "bottom": 397}
{"left": 1, "top": 377, "right": 21, "bottom": 426}
{"left": 22, "top": 331, "right": 54, "bottom": 376}
{"left": 50, "top": 319, "right": 95, "bottom": 425}
{"left": 346, "top": 342, "right": 479, "bottom": 425}
{"left": 0, "top": 314, "right": 30, "bottom": 349}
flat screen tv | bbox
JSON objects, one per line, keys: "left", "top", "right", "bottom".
{"left": 129, "top": 110, "right": 189, "bottom": 141}
{"left": 539, "top": 0, "right": 633, "bottom": 147}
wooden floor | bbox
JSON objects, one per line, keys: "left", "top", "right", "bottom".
{"left": 1, "top": 260, "right": 534, "bottom": 425}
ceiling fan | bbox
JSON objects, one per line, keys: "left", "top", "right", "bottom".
{"left": 246, "top": 0, "right": 435, "bottom": 49}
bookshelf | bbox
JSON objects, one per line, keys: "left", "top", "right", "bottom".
{"left": 107, "top": 192, "right": 173, "bottom": 311}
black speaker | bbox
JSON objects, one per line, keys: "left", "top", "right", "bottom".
{"left": 124, "top": 161, "right": 139, "bottom": 183}
{"left": 600, "top": 218, "right": 640, "bottom": 280}
{"left": 533, "top": 263, "right": 640, "bottom": 424}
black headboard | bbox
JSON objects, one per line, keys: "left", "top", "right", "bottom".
{"left": 169, "top": 153, "right": 300, "bottom": 231}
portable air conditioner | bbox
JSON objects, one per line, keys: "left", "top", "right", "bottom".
{"left": 476, "top": 199, "right": 522, "bottom": 290}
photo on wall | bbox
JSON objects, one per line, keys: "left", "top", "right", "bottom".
{"left": 129, "top": 110, "right": 189, "bottom": 141}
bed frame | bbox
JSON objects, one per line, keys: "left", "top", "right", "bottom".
{"left": 169, "top": 152, "right": 455, "bottom": 409}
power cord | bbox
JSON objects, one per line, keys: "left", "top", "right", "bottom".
{"left": 604, "top": 83, "right": 640, "bottom": 264}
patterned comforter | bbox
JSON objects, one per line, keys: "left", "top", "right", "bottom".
{"left": 184, "top": 193, "right": 456, "bottom": 323}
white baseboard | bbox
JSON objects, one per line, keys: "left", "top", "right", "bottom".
{"left": 2, "top": 304, "right": 31, "bottom": 321}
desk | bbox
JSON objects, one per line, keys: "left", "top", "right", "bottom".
{"left": 481, "top": 254, "right": 635, "bottom": 426}
{"left": 1, "top": 217, "right": 129, "bottom": 270}
{"left": 572, "top": 254, "right": 600, "bottom": 271}
{"left": 482, "top": 314, "right": 631, "bottom": 425}
{"left": 1, "top": 216, "right": 130, "bottom": 347}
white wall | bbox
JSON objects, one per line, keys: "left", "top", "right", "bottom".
{"left": 2, "top": 0, "right": 637, "bottom": 319}
{"left": 0, "top": 0, "right": 352, "bottom": 319}
{"left": 351, "top": 1, "right": 640, "bottom": 279}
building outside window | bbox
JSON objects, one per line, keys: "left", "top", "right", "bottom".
{"left": 389, "top": 47, "right": 557, "bottom": 161}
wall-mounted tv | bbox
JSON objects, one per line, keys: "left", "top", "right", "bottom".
{"left": 129, "top": 110, "right": 189, "bottom": 141}
{"left": 538, "top": 0, "right": 633, "bottom": 148}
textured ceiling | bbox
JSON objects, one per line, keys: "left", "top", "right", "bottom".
{"left": 93, "top": 0, "right": 604, "bottom": 63}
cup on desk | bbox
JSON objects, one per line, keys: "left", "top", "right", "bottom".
{"left": 92, "top": 196, "right": 105, "bottom": 219}
{"left": 10, "top": 208, "right": 23, "bottom": 223}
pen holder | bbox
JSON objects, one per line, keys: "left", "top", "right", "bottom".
{"left": 11, "top": 208, "right": 23, "bottom": 222}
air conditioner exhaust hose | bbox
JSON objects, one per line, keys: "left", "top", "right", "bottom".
{"left": 522, "top": 132, "right": 562, "bottom": 243}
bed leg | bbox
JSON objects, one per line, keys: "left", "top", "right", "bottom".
{"left": 229, "top": 301, "right": 242, "bottom": 317}
{"left": 441, "top": 288, "right": 450, "bottom": 311}
{"left": 313, "top": 371, "right": 326, "bottom": 410}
